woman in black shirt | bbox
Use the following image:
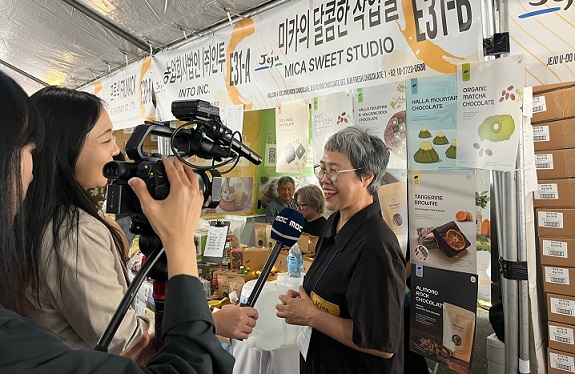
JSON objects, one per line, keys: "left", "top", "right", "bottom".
{"left": 294, "top": 184, "right": 327, "bottom": 237}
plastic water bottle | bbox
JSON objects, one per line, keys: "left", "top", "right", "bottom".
{"left": 287, "top": 243, "right": 303, "bottom": 278}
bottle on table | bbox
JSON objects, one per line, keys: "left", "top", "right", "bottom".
{"left": 287, "top": 243, "right": 303, "bottom": 278}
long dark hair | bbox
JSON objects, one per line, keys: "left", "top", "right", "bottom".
{"left": 26, "top": 87, "right": 127, "bottom": 305}
{"left": 0, "top": 71, "right": 44, "bottom": 314}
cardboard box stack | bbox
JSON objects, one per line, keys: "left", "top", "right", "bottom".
{"left": 532, "top": 82, "right": 575, "bottom": 373}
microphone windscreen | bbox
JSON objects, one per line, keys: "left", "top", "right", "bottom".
{"left": 270, "top": 208, "right": 304, "bottom": 246}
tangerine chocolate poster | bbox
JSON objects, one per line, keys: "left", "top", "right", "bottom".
{"left": 409, "top": 265, "right": 478, "bottom": 374}
{"left": 408, "top": 170, "right": 477, "bottom": 274}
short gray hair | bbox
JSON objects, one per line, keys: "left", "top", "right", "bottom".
{"left": 294, "top": 184, "right": 325, "bottom": 213}
{"left": 324, "top": 127, "right": 390, "bottom": 194}
{"left": 277, "top": 176, "right": 295, "bottom": 189}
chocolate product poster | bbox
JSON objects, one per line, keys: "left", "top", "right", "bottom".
{"left": 456, "top": 56, "right": 524, "bottom": 171}
{"left": 353, "top": 83, "right": 407, "bottom": 171}
{"left": 407, "top": 74, "right": 459, "bottom": 171}
{"left": 275, "top": 98, "right": 311, "bottom": 173}
{"left": 311, "top": 91, "right": 354, "bottom": 165}
{"left": 408, "top": 170, "right": 477, "bottom": 274}
{"left": 410, "top": 265, "right": 478, "bottom": 374}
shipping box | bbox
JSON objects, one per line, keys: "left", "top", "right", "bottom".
{"left": 540, "top": 237, "right": 575, "bottom": 267}
{"left": 534, "top": 179, "right": 575, "bottom": 208}
{"left": 548, "top": 293, "right": 575, "bottom": 325}
{"left": 549, "top": 348, "right": 575, "bottom": 374}
{"left": 242, "top": 247, "right": 270, "bottom": 271}
{"left": 536, "top": 209, "right": 575, "bottom": 238}
{"left": 543, "top": 266, "right": 575, "bottom": 296}
{"left": 535, "top": 149, "right": 575, "bottom": 179}
{"left": 533, "top": 118, "right": 575, "bottom": 151}
{"left": 533, "top": 84, "right": 575, "bottom": 123}
{"left": 549, "top": 321, "right": 575, "bottom": 354}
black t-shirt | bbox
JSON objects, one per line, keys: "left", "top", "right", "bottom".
{"left": 301, "top": 202, "right": 406, "bottom": 374}
{"left": 303, "top": 216, "right": 327, "bottom": 237}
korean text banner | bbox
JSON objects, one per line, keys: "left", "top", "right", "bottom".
{"left": 152, "top": 0, "right": 484, "bottom": 118}
{"left": 509, "top": 0, "right": 575, "bottom": 86}
{"left": 82, "top": 58, "right": 156, "bottom": 130}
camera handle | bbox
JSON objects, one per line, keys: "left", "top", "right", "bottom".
{"left": 93, "top": 241, "right": 165, "bottom": 352}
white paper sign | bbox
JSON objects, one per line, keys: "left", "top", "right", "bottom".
{"left": 203, "top": 225, "right": 229, "bottom": 257}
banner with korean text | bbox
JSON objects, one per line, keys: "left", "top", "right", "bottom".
{"left": 152, "top": 0, "right": 484, "bottom": 118}
{"left": 82, "top": 58, "right": 156, "bottom": 130}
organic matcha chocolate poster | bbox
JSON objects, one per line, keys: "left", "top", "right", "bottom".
{"left": 408, "top": 170, "right": 477, "bottom": 275}
{"left": 275, "top": 98, "right": 311, "bottom": 173}
{"left": 407, "top": 74, "right": 459, "bottom": 171}
{"left": 456, "top": 56, "right": 524, "bottom": 171}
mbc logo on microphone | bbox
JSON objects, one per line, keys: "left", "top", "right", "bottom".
{"left": 274, "top": 214, "right": 303, "bottom": 232}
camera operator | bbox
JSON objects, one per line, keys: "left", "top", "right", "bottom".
{"left": 23, "top": 86, "right": 257, "bottom": 359}
{"left": 0, "top": 71, "right": 234, "bottom": 372}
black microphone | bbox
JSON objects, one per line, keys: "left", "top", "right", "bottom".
{"left": 241, "top": 208, "right": 304, "bottom": 308}
{"left": 198, "top": 120, "right": 262, "bottom": 166}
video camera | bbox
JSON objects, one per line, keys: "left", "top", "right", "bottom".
{"left": 103, "top": 99, "right": 262, "bottom": 216}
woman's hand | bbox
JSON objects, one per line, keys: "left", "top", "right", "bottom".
{"left": 119, "top": 332, "right": 155, "bottom": 365}
{"left": 213, "top": 305, "right": 259, "bottom": 340}
{"left": 276, "top": 286, "right": 317, "bottom": 326}
{"left": 128, "top": 157, "right": 203, "bottom": 277}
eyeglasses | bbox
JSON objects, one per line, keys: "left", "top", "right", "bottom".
{"left": 314, "top": 164, "right": 361, "bottom": 182}
{"left": 296, "top": 203, "right": 308, "bottom": 210}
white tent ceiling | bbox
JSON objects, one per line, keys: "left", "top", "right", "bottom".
{"left": 0, "top": 0, "right": 283, "bottom": 95}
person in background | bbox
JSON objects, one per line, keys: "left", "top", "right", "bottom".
{"left": 265, "top": 176, "right": 297, "bottom": 223}
{"left": 0, "top": 70, "right": 234, "bottom": 372}
{"left": 24, "top": 86, "right": 258, "bottom": 356}
{"left": 276, "top": 127, "right": 406, "bottom": 373}
{"left": 294, "top": 184, "right": 327, "bottom": 237}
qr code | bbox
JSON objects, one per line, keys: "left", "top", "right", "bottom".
{"left": 269, "top": 147, "right": 276, "bottom": 164}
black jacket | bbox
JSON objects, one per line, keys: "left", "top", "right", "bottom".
{"left": 0, "top": 275, "right": 234, "bottom": 373}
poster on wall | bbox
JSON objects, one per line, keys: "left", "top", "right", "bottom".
{"left": 214, "top": 177, "right": 254, "bottom": 213}
{"left": 82, "top": 58, "right": 156, "bottom": 130}
{"left": 378, "top": 181, "right": 409, "bottom": 255}
{"left": 408, "top": 170, "right": 477, "bottom": 274}
{"left": 456, "top": 56, "right": 524, "bottom": 171}
{"left": 475, "top": 169, "right": 492, "bottom": 304}
{"left": 151, "top": 0, "right": 484, "bottom": 115}
{"left": 275, "top": 99, "right": 311, "bottom": 173}
{"left": 407, "top": 74, "right": 459, "bottom": 171}
{"left": 255, "top": 109, "right": 314, "bottom": 214}
{"left": 354, "top": 83, "right": 407, "bottom": 170}
{"left": 410, "top": 265, "right": 478, "bottom": 374}
{"left": 509, "top": 0, "right": 575, "bottom": 86}
{"left": 312, "top": 91, "right": 354, "bottom": 165}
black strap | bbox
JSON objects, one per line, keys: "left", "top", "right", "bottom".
{"left": 498, "top": 257, "right": 528, "bottom": 280}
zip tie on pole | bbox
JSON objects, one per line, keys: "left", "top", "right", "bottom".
{"left": 227, "top": 10, "right": 233, "bottom": 25}
{"left": 484, "top": 32, "right": 510, "bottom": 56}
{"left": 498, "top": 257, "right": 528, "bottom": 280}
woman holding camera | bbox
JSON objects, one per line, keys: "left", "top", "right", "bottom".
{"left": 24, "top": 86, "right": 257, "bottom": 357}
{"left": 0, "top": 70, "right": 233, "bottom": 372}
